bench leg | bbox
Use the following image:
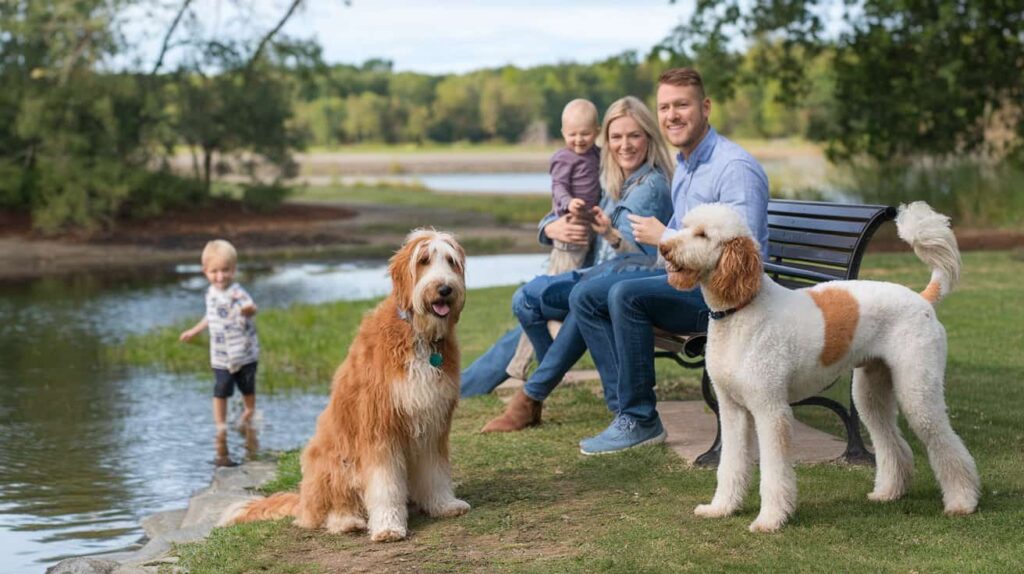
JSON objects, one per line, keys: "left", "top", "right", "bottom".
{"left": 695, "top": 370, "right": 721, "bottom": 467}
{"left": 791, "top": 395, "right": 875, "bottom": 466}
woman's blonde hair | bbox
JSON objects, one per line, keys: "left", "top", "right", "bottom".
{"left": 599, "top": 96, "right": 675, "bottom": 201}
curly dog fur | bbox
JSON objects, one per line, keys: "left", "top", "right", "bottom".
{"left": 660, "top": 201, "right": 979, "bottom": 532}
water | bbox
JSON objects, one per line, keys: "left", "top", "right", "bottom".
{"left": 0, "top": 253, "right": 548, "bottom": 572}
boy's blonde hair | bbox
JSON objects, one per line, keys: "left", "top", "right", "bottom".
{"left": 599, "top": 96, "right": 675, "bottom": 201}
{"left": 201, "top": 239, "right": 238, "bottom": 269}
{"left": 561, "top": 99, "right": 599, "bottom": 128}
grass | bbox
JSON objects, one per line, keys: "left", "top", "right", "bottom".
{"left": 294, "top": 182, "right": 551, "bottom": 226}
{"left": 123, "top": 250, "right": 1024, "bottom": 573}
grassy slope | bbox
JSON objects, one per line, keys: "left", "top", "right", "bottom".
{"left": 135, "top": 250, "right": 1024, "bottom": 573}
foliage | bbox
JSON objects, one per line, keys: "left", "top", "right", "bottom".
{"left": 668, "top": 0, "right": 1024, "bottom": 161}
{"left": 241, "top": 182, "right": 293, "bottom": 213}
{"left": 0, "top": 0, "right": 309, "bottom": 231}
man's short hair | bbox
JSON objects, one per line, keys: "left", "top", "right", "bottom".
{"left": 658, "top": 67, "right": 706, "bottom": 100}
{"left": 202, "top": 239, "right": 238, "bottom": 268}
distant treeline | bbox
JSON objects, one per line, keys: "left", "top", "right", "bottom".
{"left": 290, "top": 49, "right": 834, "bottom": 147}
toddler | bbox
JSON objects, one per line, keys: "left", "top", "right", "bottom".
{"left": 547, "top": 98, "right": 601, "bottom": 274}
{"left": 180, "top": 239, "right": 260, "bottom": 431}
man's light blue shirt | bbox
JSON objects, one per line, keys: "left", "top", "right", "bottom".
{"left": 662, "top": 127, "right": 770, "bottom": 257}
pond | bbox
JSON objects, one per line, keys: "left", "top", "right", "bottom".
{"left": 0, "top": 253, "right": 548, "bottom": 572}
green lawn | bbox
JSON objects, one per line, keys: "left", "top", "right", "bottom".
{"left": 124, "top": 250, "right": 1024, "bottom": 573}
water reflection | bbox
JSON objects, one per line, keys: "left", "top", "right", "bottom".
{"left": 0, "top": 253, "right": 547, "bottom": 572}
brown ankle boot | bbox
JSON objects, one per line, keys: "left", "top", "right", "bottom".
{"left": 480, "top": 390, "right": 543, "bottom": 433}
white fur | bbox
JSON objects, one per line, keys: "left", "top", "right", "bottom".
{"left": 661, "top": 202, "right": 980, "bottom": 532}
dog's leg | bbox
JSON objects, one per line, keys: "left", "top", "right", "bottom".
{"left": 293, "top": 473, "right": 328, "bottom": 530}
{"left": 695, "top": 390, "right": 753, "bottom": 518}
{"left": 853, "top": 360, "right": 913, "bottom": 502}
{"left": 891, "top": 360, "right": 980, "bottom": 515}
{"left": 325, "top": 510, "right": 367, "bottom": 534}
{"left": 749, "top": 404, "right": 797, "bottom": 533}
{"left": 364, "top": 454, "right": 410, "bottom": 542}
{"left": 408, "top": 437, "right": 471, "bottom": 518}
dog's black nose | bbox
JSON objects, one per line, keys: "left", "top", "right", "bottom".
{"left": 438, "top": 284, "right": 452, "bottom": 297}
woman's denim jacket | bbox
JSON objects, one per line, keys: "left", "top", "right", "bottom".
{"left": 537, "top": 163, "right": 672, "bottom": 266}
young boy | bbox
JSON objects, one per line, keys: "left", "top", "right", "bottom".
{"left": 179, "top": 239, "right": 259, "bottom": 431}
{"left": 547, "top": 98, "right": 601, "bottom": 274}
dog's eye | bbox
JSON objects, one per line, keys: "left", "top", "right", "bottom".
{"left": 693, "top": 228, "right": 706, "bottom": 238}
{"left": 418, "top": 256, "right": 430, "bottom": 265}
{"left": 446, "top": 255, "right": 455, "bottom": 267}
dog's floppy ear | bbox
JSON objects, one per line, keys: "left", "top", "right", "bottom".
{"left": 388, "top": 239, "right": 416, "bottom": 311}
{"left": 709, "top": 236, "right": 762, "bottom": 307}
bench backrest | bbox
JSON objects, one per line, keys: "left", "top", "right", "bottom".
{"left": 765, "top": 199, "right": 896, "bottom": 289}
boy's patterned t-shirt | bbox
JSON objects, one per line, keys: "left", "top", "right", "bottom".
{"left": 205, "top": 283, "right": 260, "bottom": 372}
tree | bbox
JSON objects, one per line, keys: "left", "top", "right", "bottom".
{"left": 667, "top": 0, "right": 1024, "bottom": 160}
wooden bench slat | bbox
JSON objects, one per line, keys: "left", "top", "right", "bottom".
{"left": 768, "top": 214, "right": 868, "bottom": 235}
{"left": 768, "top": 228, "right": 861, "bottom": 251}
{"left": 768, "top": 200, "right": 890, "bottom": 220}
{"left": 769, "top": 243, "right": 852, "bottom": 267}
{"left": 764, "top": 261, "right": 846, "bottom": 282}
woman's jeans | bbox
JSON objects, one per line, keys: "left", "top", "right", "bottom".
{"left": 571, "top": 267, "right": 709, "bottom": 425}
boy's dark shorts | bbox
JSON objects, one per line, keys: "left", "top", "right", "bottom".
{"left": 213, "top": 362, "right": 258, "bottom": 398}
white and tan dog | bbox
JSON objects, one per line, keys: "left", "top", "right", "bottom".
{"left": 220, "top": 229, "right": 469, "bottom": 542}
{"left": 659, "top": 202, "right": 979, "bottom": 532}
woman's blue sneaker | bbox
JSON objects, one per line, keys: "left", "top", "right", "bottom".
{"left": 579, "top": 414, "right": 666, "bottom": 455}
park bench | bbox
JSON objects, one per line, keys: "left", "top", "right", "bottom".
{"left": 654, "top": 198, "right": 897, "bottom": 467}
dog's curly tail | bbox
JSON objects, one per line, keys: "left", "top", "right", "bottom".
{"left": 895, "top": 201, "right": 962, "bottom": 305}
{"left": 217, "top": 492, "right": 299, "bottom": 527}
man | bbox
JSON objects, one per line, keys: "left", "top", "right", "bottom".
{"left": 571, "top": 67, "right": 770, "bottom": 455}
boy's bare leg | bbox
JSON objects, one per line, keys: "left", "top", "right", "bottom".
{"left": 240, "top": 393, "right": 256, "bottom": 424}
{"left": 213, "top": 397, "right": 228, "bottom": 430}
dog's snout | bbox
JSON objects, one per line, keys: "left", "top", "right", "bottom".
{"left": 659, "top": 243, "right": 672, "bottom": 258}
{"left": 438, "top": 284, "right": 453, "bottom": 297}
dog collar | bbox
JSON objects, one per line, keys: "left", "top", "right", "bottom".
{"left": 397, "top": 308, "right": 444, "bottom": 366}
{"left": 709, "top": 307, "right": 740, "bottom": 320}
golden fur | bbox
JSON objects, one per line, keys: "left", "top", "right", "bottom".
{"left": 220, "top": 229, "right": 470, "bottom": 542}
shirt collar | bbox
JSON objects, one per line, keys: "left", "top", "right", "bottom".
{"left": 623, "top": 162, "right": 654, "bottom": 190}
{"left": 675, "top": 126, "right": 718, "bottom": 172}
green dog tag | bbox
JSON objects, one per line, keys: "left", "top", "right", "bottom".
{"left": 429, "top": 352, "right": 443, "bottom": 367}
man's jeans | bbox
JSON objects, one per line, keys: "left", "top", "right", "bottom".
{"left": 571, "top": 267, "right": 709, "bottom": 425}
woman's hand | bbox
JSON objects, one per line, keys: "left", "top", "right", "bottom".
{"left": 627, "top": 214, "right": 667, "bottom": 246}
{"left": 590, "top": 206, "right": 612, "bottom": 236}
{"left": 543, "top": 214, "right": 590, "bottom": 246}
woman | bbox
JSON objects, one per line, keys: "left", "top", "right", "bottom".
{"left": 471, "top": 96, "right": 675, "bottom": 432}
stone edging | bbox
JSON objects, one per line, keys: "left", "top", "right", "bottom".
{"left": 46, "top": 460, "right": 277, "bottom": 574}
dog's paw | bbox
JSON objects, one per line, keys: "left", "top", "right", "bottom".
{"left": 432, "top": 498, "right": 471, "bottom": 518}
{"left": 748, "top": 513, "right": 786, "bottom": 533}
{"left": 693, "top": 503, "right": 732, "bottom": 518}
{"left": 370, "top": 527, "right": 408, "bottom": 542}
{"left": 867, "top": 489, "right": 905, "bottom": 502}
{"left": 325, "top": 513, "right": 366, "bottom": 533}
{"left": 292, "top": 516, "right": 320, "bottom": 530}
{"left": 943, "top": 501, "right": 978, "bottom": 516}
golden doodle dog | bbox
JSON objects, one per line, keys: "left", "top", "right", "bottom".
{"left": 659, "top": 202, "right": 979, "bottom": 532}
{"left": 220, "top": 229, "right": 469, "bottom": 541}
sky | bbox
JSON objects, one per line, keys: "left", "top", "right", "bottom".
{"left": 125, "top": 0, "right": 692, "bottom": 75}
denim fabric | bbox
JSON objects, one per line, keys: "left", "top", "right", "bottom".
{"left": 571, "top": 268, "right": 708, "bottom": 425}
{"left": 460, "top": 326, "right": 521, "bottom": 398}
{"left": 511, "top": 272, "right": 577, "bottom": 363}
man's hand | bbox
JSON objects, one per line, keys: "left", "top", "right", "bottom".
{"left": 544, "top": 214, "right": 590, "bottom": 246}
{"left": 627, "top": 214, "right": 667, "bottom": 246}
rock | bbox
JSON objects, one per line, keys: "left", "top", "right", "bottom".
{"left": 46, "top": 557, "right": 120, "bottom": 574}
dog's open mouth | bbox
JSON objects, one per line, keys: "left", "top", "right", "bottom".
{"left": 431, "top": 301, "right": 451, "bottom": 317}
